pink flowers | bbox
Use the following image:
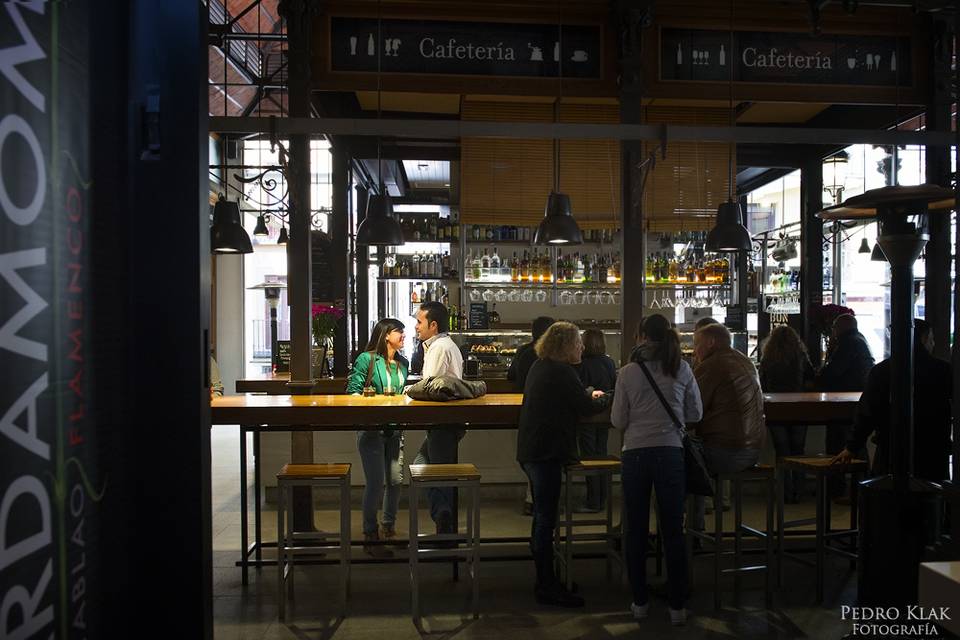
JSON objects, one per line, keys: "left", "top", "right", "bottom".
{"left": 808, "top": 303, "right": 855, "bottom": 336}
{"left": 311, "top": 304, "right": 344, "bottom": 343}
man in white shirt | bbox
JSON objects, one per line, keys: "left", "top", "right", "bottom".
{"left": 413, "top": 301, "right": 464, "bottom": 534}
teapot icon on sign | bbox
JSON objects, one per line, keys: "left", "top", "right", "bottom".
{"left": 570, "top": 50, "right": 588, "bottom": 62}
{"left": 528, "top": 43, "right": 543, "bottom": 62}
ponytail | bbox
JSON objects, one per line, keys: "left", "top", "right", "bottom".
{"left": 633, "top": 315, "right": 681, "bottom": 378}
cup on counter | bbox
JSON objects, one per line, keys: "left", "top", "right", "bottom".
{"left": 362, "top": 386, "right": 376, "bottom": 397}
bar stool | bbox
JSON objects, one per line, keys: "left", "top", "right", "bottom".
{"left": 408, "top": 463, "right": 481, "bottom": 624}
{"left": 777, "top": 455, "right": 868, "bottom": 603}
{"left": 555, "top": 458, "right": 624, "bottom": 590}
{"left": 276, "top": 463, "right": 351, "bottom": 620}
{"left": 687, "top": 464, "right": 776, "bottom": 609}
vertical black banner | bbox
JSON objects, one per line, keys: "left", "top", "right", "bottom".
{"left": 1, "top": 2, "right": 100, "bottom": 638}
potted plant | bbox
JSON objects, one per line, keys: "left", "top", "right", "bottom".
{"left": 311, "top": 303, "right": 344, "bottom": 377}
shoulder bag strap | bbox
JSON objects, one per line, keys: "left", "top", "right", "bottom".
{"left": 637, "top": 360, "right": 684, "bottom": 431}
{"left": 364, "top": 352, "right": 376, "bottom": 388}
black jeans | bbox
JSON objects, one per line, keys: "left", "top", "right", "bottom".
{"left": 577, "top": 424, "right": 610, "bottom": 508}
{"left": 622, "top": 447, "right": 688, "bottom": 611}
{"left": 522, "top": 460, "right": 563, "bottom": 589}
{"left": 768, "top": 425, "right": 808, "bottom": 500}
{"left": 413, "top": 427, "right": 466, "bottom": 524}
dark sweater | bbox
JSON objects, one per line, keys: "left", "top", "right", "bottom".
{"left": 576, "top": 353, "right": 617, "bottom": 392}
{"left": 507, "top": 342, "right": 537, "bottom": 391}
{"left": 516, "top": 358, "right": 608, "bottom": 464}
{"left": 847, "top": 347, "right": 952, "bottom": 481}
{"left": 818, "top": 330, "right": 874, "bottom": 392}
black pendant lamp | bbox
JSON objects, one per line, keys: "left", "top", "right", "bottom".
{"left": 870, "top": 242, "right": 885, "bottom": 261}
{"left": 355, "top": 3, "right": 404, "bottom": 247}
{"left": 534, "top": 10, "right": 582, "bottom": 246}
{"left": 858, "top": 237, "right": 871, "bottom": 254}
{"left": 253, "top": 213, "right": 269, "bottom": 237}
{"left": 211, "top": 194, "right": 253, "bottom": 254}
{"left": 277, "top": 225, "right": 288, "bottom": 245}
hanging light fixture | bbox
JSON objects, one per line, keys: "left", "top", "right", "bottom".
{"left": 823, "top": 150, "right": 850, "bottom": 205}
{"left": 277, "top": 225, "right": 288, "bottom": 245}
{"left": 705, "top": 4, "right": 750, "bottom": 253}
{"left": 534, "top": 5, "right": 582, "bottom": 245}
{"left": 858, "top": 236, "right": 871, "bottom": 254}
{"left": 253, "top": 213, "right": 269, "bottom": 236}
{"left": 355, "top": 1, "right": 404, "bottom": 246}
{"left": 211, "top": 193, "right": 253, "bottom": 254}
{"left": 870, "top": 241, "right": 885, "bottom": 261}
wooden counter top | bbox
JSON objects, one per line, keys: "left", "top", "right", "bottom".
{"left": 212, "top": 391, "right": 860, "bottom": 429}
{"left": 235, "top": 374, "right": 348, "bottom": 394}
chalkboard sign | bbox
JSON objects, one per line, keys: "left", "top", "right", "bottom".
{"left": 311, "top": 230, "right": 334, "bottom": 303}
{"left": 724, "top": 305, "right": 745, "bottom": 331}
{"left": 661, "top": 28, "right": 911, "bottom": 87}
{"left": 331, "top": 18, "right": 602, "bottom": 79}
{"left": 469, "top": 302, "right": 488, "bottom": 329}
{"left": 276, "top": 340, "right": 292, "bottom": 373}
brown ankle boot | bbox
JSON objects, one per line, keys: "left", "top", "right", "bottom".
{"left": 363, "top": 531, "right": 393, "bottom": 559}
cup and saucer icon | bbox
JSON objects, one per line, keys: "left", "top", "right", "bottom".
{"left": 571, "top": 50, "right": 588, "bottom": 62}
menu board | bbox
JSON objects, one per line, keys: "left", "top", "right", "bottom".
{"left": 311, "top": 230, "right": 333, "bottom": 303}
{"left": 276, "top": 340, "right": 292, "bottom": 373}
{"left": 469, "top": 302, "right": 488, "bottom": 329}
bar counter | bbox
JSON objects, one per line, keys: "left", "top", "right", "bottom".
{"left": 235, "top": 374, "right": 516, "bottom": 395}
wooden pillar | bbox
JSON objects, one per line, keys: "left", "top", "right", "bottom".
{"left": 800, "top": 155, "right": 825, "bottom": 365}
{"left": 924, "top": 16, "right": 953, "bottom": 360}
{"left": 331, "top": 144, "right": 350, "bottom": 374}
{"left": 280, "top": 0, "right": 314, "bottom": 528}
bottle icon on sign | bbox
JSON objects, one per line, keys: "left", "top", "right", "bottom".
{"left": 349, "top": 36, "right": 357, "bottom": 56}
{"left": 676, "top": 43, "right": 682, "bottom": 65}
{"left": 367, "top": 33, "right": 375, "bottom": 56}
{"left": 890, "top": 51, "right": 897, "bottom": 71}
{"left": 719, "top": 44, "right": 726, "bottom": 66}
{"left": 554, "top": 41, "right": 560, "bottom": 62}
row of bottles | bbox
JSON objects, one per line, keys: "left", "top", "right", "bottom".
{"left": 466, "top": 225, "right": 621, "bottom": 244}
{"left": 652, "top": 230, "right": 709, "bottom": 246}
{"left": 399, "top": 215, "right": 460, "bottom": 242}
{"left": 410, "top": 281, "right": 451, "bottom": 305}
{"left": 645, "top": 252, "right": 730, "bottom": 284}
{"left": 381, "top": 252, "right": 456, "bottom": 279}
{"left": 769, "top": 267, "right": 800, "bottom": 293}
{"left": 465, "top": 249, "right": 622, "bottom": 284}
{"left": 555, "top": 251, "right": 621, "bottom": 284}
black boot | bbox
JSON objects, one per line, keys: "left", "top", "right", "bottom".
{"left": 533, "top": 549, "right": 584, "bottom": 607}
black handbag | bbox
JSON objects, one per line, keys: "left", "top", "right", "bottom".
{"left": 637, "top": 361, "right": 715, "bottom": 497}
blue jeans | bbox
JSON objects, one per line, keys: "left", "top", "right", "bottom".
{"left": 622, "top": 447, "right": 688, "bottom": 610}
{"left": 522, "top": 460, "right": 563, "bottom": 588}
{"left": 768, "top": 425, "right": 808, "bottom": 500}
{"left": 692, "top": 446, "right": 760, "bottom": 531}
{"left": 356, "top": 430, "right": 404, "bottom": 536}
{"left": 413, "top": 428, "right": 466, "bottom": 524}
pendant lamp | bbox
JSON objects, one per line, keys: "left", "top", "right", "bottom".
{"left": 705, "top": 8, "right": 751, "bottom": 253}
{"left": 211, "top": 194, "right": 253, "bottom": 254}
{"left": 277, "top": 225, "right": 288, "bottom": 245}
{"left": 253, "top": 213, "right": 269, "bottom": 236}
{"left": 355, "top": 3, "right": 404, "bottom": 246}
{"left": 870, "top": 242, "right": 885, "bottom": 261}
{"left": 858, "top": 237, "right": 871, "bottom": 254}
{"left": 534, "top": 8, "right": 582, "bottom": 246}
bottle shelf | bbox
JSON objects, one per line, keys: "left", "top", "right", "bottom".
{"left": 645, "top": 283, "right": 731, "bottom": 289}
{"left": 465, "top": 240, "right": 532, "bottom": 246}
{"left": 379, "top": 276, "right": 458, "bottom": 282}
{"left": 463, "top": 280, "right": 619, "bottom": 288}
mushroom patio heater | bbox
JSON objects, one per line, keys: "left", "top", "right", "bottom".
{"left": 818, "top": 183, "right": 953, "bottom": 608}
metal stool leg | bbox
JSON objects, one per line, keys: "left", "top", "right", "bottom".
{"left": 849, "top": 472, "right": 859, "bottom": 570}
{"left": 714, "top": 492, "right": 723, "bottom": 610}
{"left": 410, "top": 480, "right": 420, "bottom": 623}
{"left": 472, "top": 482, "right": 480, "bottom": 619}
{"left": 240, "top": 426, "right": 249, "bottom": 586}
{"left": 765, "top": 474, "right": 774, "bottom": 609}
{"left": 277, "top": 482, "right": 286, "bottom": 621}
{"left": 340, "top": 474, "right": 351, "bottom": 617}
{"left": 733, "top": 477, "right": 743, "bottom": 599}
{"left": 815, "top": 473, "right": 825, "bottom": 604}
{"left": 605, "top": 471, "right": 614, "bottom": 580}
{"left": 565, "top": 471, "right": 574, "bottom": 591}
{"left": 776, "top": 467, "right": 785, "bottom": 588}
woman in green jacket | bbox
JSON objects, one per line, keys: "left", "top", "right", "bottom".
{"left": 346, "top": 318, "right": 409, "bottom": 557}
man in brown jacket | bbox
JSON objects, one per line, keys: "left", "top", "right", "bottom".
{"left": 689, "top": 323, "right": 765, "bottom": 530}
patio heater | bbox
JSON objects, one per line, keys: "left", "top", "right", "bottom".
{"left": 818, "top": 183, "right": 953, "bottom": 607}
{"left": 248, "top": 282, "right": 287, "bottom": 372}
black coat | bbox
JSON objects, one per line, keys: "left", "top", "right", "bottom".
{"left": 506, "top": 342, "right": 537, "bottom": 392}
{"left": 516, "top": 358, "right": 608, "bottom": 464}
{"left": 847, "top": 347, "right": 952, "bottom": 482}
{"left": 576, "top": 353, "right": 617, "bottom": 392}
{"left": 818, "top": 330, "right": 874, "bottom": 392}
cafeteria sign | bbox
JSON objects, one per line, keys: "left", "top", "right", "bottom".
{"left": 660, "top": 28, "right": 912, "bottom": 86}
{"left": 330, "top": 17, "right": 602, "bottom": 79}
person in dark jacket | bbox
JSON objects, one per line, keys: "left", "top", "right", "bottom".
{"left": 833, "top": 319, "right": 952, "bottom": 483}
{"left": 575, "top": 329, "right": 617, "bottom": 512}
{"left": 759, "top": 325, "right": 815, "bottom": 502}
{"left": 507, "top": 315, "right": 555, "bottom": 390}
{"left": 517, "top": 321, "right": 608, "bottom": 607}
{"left": 817, "top": 314, "right": 874, "bottom": 500}
{"left": 509, "top": 315, "right": 555, "bottom": 515}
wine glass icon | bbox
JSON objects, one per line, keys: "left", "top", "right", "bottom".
{"left": 847, "top": 56, "right": 856, "bottom": 70}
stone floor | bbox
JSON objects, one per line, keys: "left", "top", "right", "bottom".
{"left": 212, "top": 426, "right": 860, "bottom": 639}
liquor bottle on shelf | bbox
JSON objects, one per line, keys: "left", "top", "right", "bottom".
{"left": 583, "top": 253, "right": 593, "bottom": 283}
{"left": 520, "top": 251, "right": 530, "bottom": 282}
{"left": 470, "top": 250, "right": 482, "bottom": 280}
{"left": 451, "top": 212, "right": 460, "bottom": 241}
{"left": 429, "top": 216, "right": 438, "bottom": 239}
{"left": 511, "top": 252, "right": 519, "bottom": 282}
{"left": 411, "top": 282, "right": 421, "bottom": 304}
{"left": 480, "top": 249, "right": 490, "bottom": 279}
{"left": 490, "top": 247, "right": 501, "bottom": 274}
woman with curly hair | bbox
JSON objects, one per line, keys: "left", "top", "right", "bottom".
{"left": 759, "top": 325, "right": 815, "bottom": 502}
{"left": 516, "top": 321, "right": 608, "bottom": 607}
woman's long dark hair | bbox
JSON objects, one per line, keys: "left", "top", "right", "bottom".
{"left": 634, "top": 314, "right": 681, "bottom": 378}
{"left": 364, "top": 318, "right": 406, "bottom": 360}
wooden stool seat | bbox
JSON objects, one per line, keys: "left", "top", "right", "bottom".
{"left": 409, "top": 463, "right": 481, "bottom": 481}
{"left": 567, "top": 458, "right": 622, "bottom": 472}
{"left": 278, "top": 463, "right": 351, "bottom": 479}
{"left": 723, "top": 464, "right": 775, "bottom": 477}
{"left": 778, "top": 455, "right": 868, "bottom": 474}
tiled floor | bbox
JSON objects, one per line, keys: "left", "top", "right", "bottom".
{"left": 212, "top": 426, "right": 859, "bottom": 639}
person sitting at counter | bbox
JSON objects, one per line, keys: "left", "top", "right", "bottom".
{"left": 516, "top": 321, "right": 608, "bottom": 608}
{"left": 412, "top": 301, "right": 464, "bottom": 538}
{"left": 575, "top": 328, "right": 617, "bottom": 513}
{"left": 346, "top": 318, "right": 409, "bottom": 558}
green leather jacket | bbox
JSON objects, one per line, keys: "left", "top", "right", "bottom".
{"left": 345, "top": 351, "right": 409, "bottom": 395}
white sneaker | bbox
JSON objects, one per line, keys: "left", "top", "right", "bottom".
{"left": 630, "top": 602, "right": 649, "bottom": 620}
{"left": 669, "top": 608, "right": 687, "bottom": 626}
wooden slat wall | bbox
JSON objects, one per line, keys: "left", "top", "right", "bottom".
{"left": 642, "top": 106, "right": 733, "bottom": 232}
{"left": 461, "top": 100, "right": 621, "bottom": 228}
